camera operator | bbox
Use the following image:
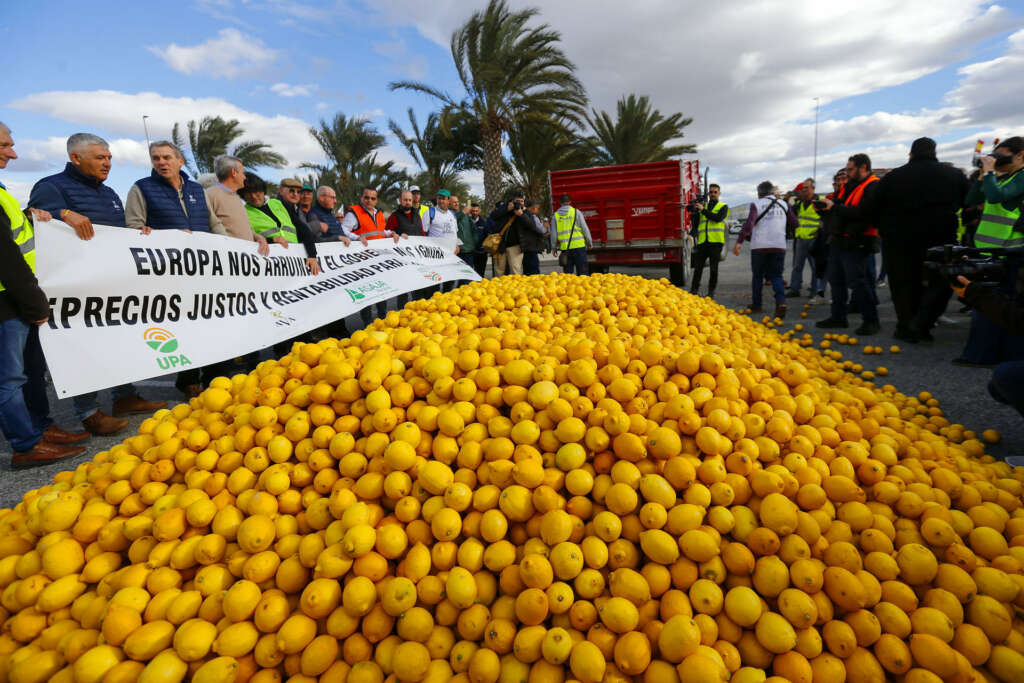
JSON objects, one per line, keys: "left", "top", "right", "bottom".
{"left": 688, "top": 183, "right": 728, "bottom": 298}
{"left": 952, "top": 262, "right": 1024, "bottom": 419}
{"left": 955, "top": 137, "right": 1024, "bottom": 365}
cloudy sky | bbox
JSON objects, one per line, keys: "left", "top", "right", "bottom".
{"left": 3, "top": 0, "right": 1023, "bottom": 208}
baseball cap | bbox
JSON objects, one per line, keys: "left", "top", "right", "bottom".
{"left": 793, "top": 183, "right": 804, "bottom": 192}
{"left": 280, "top": 177, "right": 302, "bottom": 189}
{"left": 437, "top": 189, "right": 451, "bottom": 198}
{"left": 300, "top": 184, "right": 313, "bottom": 192}
{"left": 410, "top": 185, "right": 421, "bottom": 193}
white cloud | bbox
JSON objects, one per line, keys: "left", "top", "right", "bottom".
{"left": 148, "top": 28, "right": 278, "bottom": 79}
{"left": 376, "top": 0, "right": 1017, "bottom": 199}
{"left": 271, "top": 82, "right": 315, "bottom": 97}
{"left": 10, "top": 90, "right": 325, "bottom": 175}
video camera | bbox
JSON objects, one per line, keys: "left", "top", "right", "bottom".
{"left": 924, "top": 245, "right": 1024, "bottom": 285}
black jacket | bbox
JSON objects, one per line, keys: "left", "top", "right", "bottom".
{"left": 962, "top": 267, "right": 1024, "bottom": 337}
{"left": 0, "top": 209, "right": 49, "bottom": 323}
{"left": 274, "top": 196, "right": 319, "bottom": 258}
{"left": 493, "top": 205, "right": 545, "bottom": 253}
{"left": 827, "top": 176, "right": 881, "bottom": 251}
{"left": 873, "top": 158, "right": 968, "bottom": 247}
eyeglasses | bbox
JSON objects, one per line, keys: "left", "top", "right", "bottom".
{"left": 283, "top": 186, "right": 300, "bottom": 192}
{"left": 363, "top": 195, "right": 378, "bottom": 201}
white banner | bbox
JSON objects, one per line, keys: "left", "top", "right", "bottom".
{"left": 36, "top": 222, "right": 480, "bottom": 397}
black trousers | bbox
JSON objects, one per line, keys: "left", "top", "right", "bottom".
{"left": 883, "top": 239, "right": 952, "bottom": 334}
{"left": 691, "top": 242, "right": 723, "bottom": 294}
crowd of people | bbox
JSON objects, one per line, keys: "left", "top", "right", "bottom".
{"left": 0, "top": 125, "right": 593, "bottom": 467}
{"left": 710, "top": 136, "right": 1023, "bottom": 423}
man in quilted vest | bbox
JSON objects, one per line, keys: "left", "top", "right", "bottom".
{"left": 28, "top": 133, "right": 167, "bottom": 436}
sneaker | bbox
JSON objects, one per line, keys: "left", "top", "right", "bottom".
{"left": 936, "top": 315, "right": 956, "bottom": 325}
{"left": 816, "top": 318, "right": 849, "bottom": 329}
{"left": 775, "top": 303, "right": 788, "bottom": 319}
{"left": 807, "top": 297, "right": 819, "bottom": 305}
{"left": 877, "top": 280, "right": 887, "bottom": 288}
{"left": 855, "top": 321, "right": 881, "bottom": 335}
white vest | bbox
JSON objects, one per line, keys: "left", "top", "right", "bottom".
{"left": 749, "top": 197, "right": 788, "bottom": 251}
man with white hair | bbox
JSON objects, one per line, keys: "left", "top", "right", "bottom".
{"left": 0, "top": 122, "right": 90, "bottom": 467}
{"left": 125, "top": 141, "right": 223, "bottom": 234}
{"left": 204, "top": 155, "right": 270, "bottom": 255}
{"left": 28, "top": 132, "right": 167, "bottom": 435}
{"left": 309, "top": 185, "right": 350, "bottom": 243}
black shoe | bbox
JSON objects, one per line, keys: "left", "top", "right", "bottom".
{"left": 893, "top": 329, "right": 919, "bottom": 344}
{"left": 749, "top": 306, "right": 763, "bottom": 313}
{"left": 784, "top": 289, "right": 800, "bottom": 298}
{"left": 855, "top": 321, "right": 880, "bottom": 335}
{"left": 775, "top": 303, "right": 788, "bottom": 318}
{"left": 817, "top": 290, "right": 825, "bottom": 298}
{"left": 914, "top": 329, "right": 934, "bottom": 344}
{"left": 816, "top": 318, "right": 849, "bottom": 329}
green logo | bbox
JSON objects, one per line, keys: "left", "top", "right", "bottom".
{"left": 143, "top": 328, "right": 178, "bottom": 353}
{"left": 346, "top": 288, "right": 366, "bottom": 302}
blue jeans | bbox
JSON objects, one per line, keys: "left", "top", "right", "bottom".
{"left": 791, "top": 238, "right": 824, "bottom": 294}
{"left": 751, "top": 251, "right": 786, "bottom": 309}
{"left": 959, "top": 264, "right": 1024, "bottom": 364}
{"left": 990, "top": 361, "right": 1024, "bottom": 418}
{"left": 522, "top": 251, "right": 540, "bottom": 275}
{"left": 828, "top": 245, "right": 878, "bottom": 323}
{"left": 0, "top": 319, "right": 51, "bottom": 452}
{"left": 73, "top": 382, "right": 137, "bottom": 421}
{"left": 562, "top": 248, "right": 588, "bottom": 275}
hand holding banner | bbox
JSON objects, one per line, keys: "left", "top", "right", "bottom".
{"left": 36, "top": 222, "right": 480, "bottom": 397}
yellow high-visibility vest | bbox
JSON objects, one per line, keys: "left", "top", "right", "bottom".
{"left": 0, "top": 186, "right": 35, "bottom": 293}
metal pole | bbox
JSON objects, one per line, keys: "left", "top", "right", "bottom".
{"left": 142, "top": 115, "right": 151, "bottom": 147}
{"left": 812, "top": 98, "right": 819, "bottom": 184}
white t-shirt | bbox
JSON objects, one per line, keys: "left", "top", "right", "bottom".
{"left": 425, "top": 207, "right": 461, "bottom": 244}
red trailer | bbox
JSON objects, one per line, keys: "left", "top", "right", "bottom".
{"left": 549, "top": 160, "right": 701, "bottom": 285}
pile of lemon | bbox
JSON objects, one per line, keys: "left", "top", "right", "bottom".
{"left": 0, "top": 272, "right": 1022, "bottom": 683}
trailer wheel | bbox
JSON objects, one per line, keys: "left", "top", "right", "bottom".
{"left": 671, "top": 236, "right": 693, "bottom": 288}
{"left": 669, "top": 263, "right": 684, "bottom": 287}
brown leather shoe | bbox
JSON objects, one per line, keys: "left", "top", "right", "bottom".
{"left": 12, "top": 441, "right": 85, "bottom": 469}
{"left": 111, "top": 395, "right": 167, "bottom": 417}
{"left": 82, "top": 410, "right": 130, "bottom": 436}
{"left": 43, "top": 424, "right": 90, "bottom": 444}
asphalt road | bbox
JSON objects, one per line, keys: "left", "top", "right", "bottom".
{"left": 1, "top": 250, "right": 1021, "bottom": 509}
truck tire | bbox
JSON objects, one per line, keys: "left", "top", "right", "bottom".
{"left": 671, "top": 236, "right": 693, "bottom": 287}
{"left": 669, "top": 263, "right": 684, "bottom": 287}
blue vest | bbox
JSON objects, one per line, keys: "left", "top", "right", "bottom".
{"left": 32, "top": 163, "right": 125, "bottom": 227}
{"left": 134, "top": 170, "right": 210, "bottom": 232}
{"left": 309, "top": 202, "right": 344, "bottom": 239}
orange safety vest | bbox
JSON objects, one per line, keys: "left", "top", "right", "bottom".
{"left": 347, "top": 204, "right": 387, "bottom": 239}
{"left": 841, "top": 175, "right": 879, "bottom": 237}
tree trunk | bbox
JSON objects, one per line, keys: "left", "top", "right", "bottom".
{"left": 482, "top": 127, "right": 503, "bottom": 210}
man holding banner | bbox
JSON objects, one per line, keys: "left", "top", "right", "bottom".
{"left": 28, "top": 132, "right": 166, "bottom": 436}
{"left": 1, "top": 122, "right": 89, "bottom": 466}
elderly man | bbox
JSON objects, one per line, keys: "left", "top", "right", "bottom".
{"left": 204, "top": 155, "right": 270, "bottom": 256}
{"left": 0, "top": 122, "right": 89, "bottom": 467}
{"left": 299, "top": 184, "right": 315, "bottom": 218}
{"left": 125, "top": 141, "right": 220, "bottom": 234}
{"left": 29, "top": 133, "right": 166, "bottom": 435}
{"left": 277, "top": 177, "right": 326, "bottom": 243}
{"left": 451, "top": 195, "right": 477, "bottom": 269}
{"left": 310, "top": 186, "right": 350, "bottom": 243}
{"left": 126, "top": 141, "right": 227, "bottom": 397}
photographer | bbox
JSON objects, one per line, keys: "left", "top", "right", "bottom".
{"left": 491, "top": 193, "right": 536, "bottom": 275}
{"left": 952, "top": 264, "right": 1024, "bottom": 419}
{"left": 955, "top": 137, "right": 1024, "bottom": 365}
{"left": 688, "top": 183, "right": 728, "bottom": 298}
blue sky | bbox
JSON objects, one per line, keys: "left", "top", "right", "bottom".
{"left": 3, "top": 0, "right": 1024, "bottom": 205}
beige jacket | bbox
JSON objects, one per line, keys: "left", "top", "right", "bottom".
{"left": 205, "top": 184, "right": 258, "bottom": 241}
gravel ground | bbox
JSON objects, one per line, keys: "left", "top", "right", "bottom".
{"left": 2, "top": 250, "right": 1021, "bottom": 508}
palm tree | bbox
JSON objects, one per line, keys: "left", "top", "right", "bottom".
{"left": 388, "top": 108, "right": 470, "bottom": 199}
{"left": 172, "top": 116, "right": 286, "bottom": 175}
{"left": 390, "top": 0, "right": 587, "bottom": 208}
{"left": 586, "top": 94, "right": 696, "bottom": 166}
{"left": 505, "top": 118, "right": 593, "bottom": 212}
{"left": 306, "top": 114, "right": 387, "bottom": 200}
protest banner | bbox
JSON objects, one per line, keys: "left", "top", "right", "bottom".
{"left": 36, "top": 222, "right": 479, "bottom": 397}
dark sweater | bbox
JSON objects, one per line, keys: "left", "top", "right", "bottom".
{"left": 0, "top": 209, "right": 49, "bottom": 323}
{"left": 387, "top": 208, "right": 423, "bottom": 236}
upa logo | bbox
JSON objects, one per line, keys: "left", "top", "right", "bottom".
{"left": 423, "top": 271, "right": 442, "bottom": 282}
{"left": 143, "top": 328, "right": 192, "bottom": 370}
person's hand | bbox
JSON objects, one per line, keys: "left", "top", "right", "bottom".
{"left": 182, "top": 229, "right": 192, "bottom": 234}
{"left": 980, "top": 156, "right": 997, "bottom": 173}
{"left": 820, "top": 198, "right": 834, "bottom": 210}
{"left": 306, "top": 258, "right": 321, "bottom": 276}
{"left": 693, "top": 202, "right": 704, "bottom": 211}
{"left": 400, "top": 233, "right": 409, "bottom": 239}
{"left": 140, "top": 226, "right": 153, "bottom": 235}
{"left": 256, "top": 235, "right": 270, "bottom": 257}
{"left": 455, "top": 245, "right": 461, "bottom": 255}
{"left": 28, "top": 208, "right": 51, "bottom": 222}
{"left": 359, "top": 236, "right": 368, "bottom": 247}
{"left": 733, "top": 243, "right": 741, "bottom": 256}
{"left": 951, "top": 275, "right": 971, "bottom": 297}
{"left": 338, "top": 236, "right": 351, "bottom": 246}
{"left": 63, "top": 211, "right": 94, "bottom": 241}
{"left": 319, "top": 222, "right": 329, "bottom": 233}
{"left": 274, "top": 237, "right": 289, "bottom": 248}
{"left": 392, "top": 233, "right": 401, "bottom": 243}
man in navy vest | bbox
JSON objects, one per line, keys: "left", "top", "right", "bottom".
{"left": 125, "top": 140, "right": 220, "bottom": 234}
{"left": 126, "top": 141, "right": 224, "bottom": 398}
{"left": 310, "top": 186, "right": 349, "bottom": 242}
{"left": 28, "top": 133, "right": 167, "bottom": 436}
